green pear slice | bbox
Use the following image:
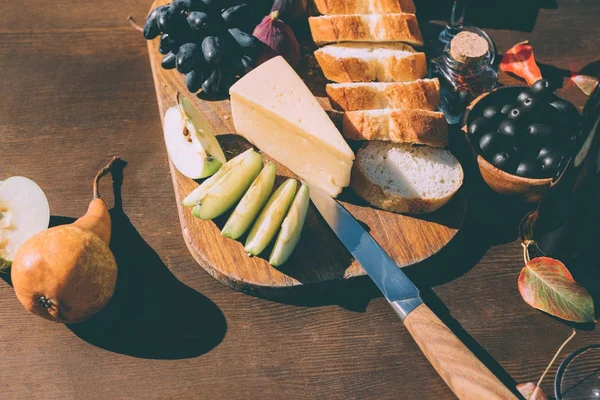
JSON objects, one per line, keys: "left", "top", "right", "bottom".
{"left": 164, "top": 106, "right": 221, "bottom": 180}
{"left": 192, "top": 150, "right": 263, "bottom": 220}
{"left": 182, "top": 148, "right": 254, "bottom": 207}
{"left": 245, "top": 179, "right": 297, "bottom": 256}
{"left": 222, "top": 162, "right": 277, "bottom": 239}
{"left": 179, "top": 96, "right": 226, "bottom": 165}
{"left": 269, "top": 183, "right": 310, "bottom": 267}
{"left": 0, "top": 177, "right": 50, "bottom": 270}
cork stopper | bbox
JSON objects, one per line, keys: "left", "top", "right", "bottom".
{"left": 450, "top": 31, "right": 488, "bottom": 64}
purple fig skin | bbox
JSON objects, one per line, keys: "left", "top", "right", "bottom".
{"left": 271, "top": 0, "right": 308, "bottom": 22}
{"left": 253, "top": 11, "right": 300, "bottom": 68}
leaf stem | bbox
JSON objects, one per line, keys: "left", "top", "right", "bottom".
{"left": 522, "top": 242, "right": 531, "bottom": 264}
{"left": 530, "top": 329, "right": 576, "bottom": 399}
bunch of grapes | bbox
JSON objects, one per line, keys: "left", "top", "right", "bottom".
{"left": 143, "top": 0, "right": 271, "bottom": 95}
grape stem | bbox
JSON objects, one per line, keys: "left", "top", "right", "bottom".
{"left": 127, "top": 16, "right": 143, "bottom": 33}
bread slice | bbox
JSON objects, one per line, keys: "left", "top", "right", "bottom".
{"left": 327, "top": 79, "right": 440, "bottom": 111}
{"left": 313, "top": 0, "right": 416, "bottom": 14}
{"left": 309, "top": 14, "right": 423, "bottom": 46}
{"left": 351, "top": 141, "right": 463, "bottom": 214}
{"left": 314, "top": 43, "right": 427, "bottom": 83}
{"left": 343, "top": 108, "right": 448, "bottom": 148}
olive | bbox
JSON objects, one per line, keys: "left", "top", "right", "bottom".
{"left": 498, "top": 119, "right": 520, "bottom": 141}
{"left": 541, "top": 152, "right": 562, "bottom": 170}
{"left": 468, "top": 117, "right": 492, "bottom": 136}
{"left": 536, "top": 146, "right": 556, "bottom": 160}
{"left": 534, "top": 104, "right": 561, "bottom": 128}
{"left": 531, "top": 79, "right": 553, "bottom": 97}
{"left": 515, "top": 159, "right": 542, "bottom": 178}
{"left": 517, "top": 90, "right": 532, "bottom": 104}
{"left": 483, "top": 106, "right": 500, "bottom": 120}
{"left": 478, "top": 132, "right": 506, "bottom": 157}
{"left": 501, "top": 104, "right": 513, "bottom": 115}
{"left": 550, "top": 98, "right": 580, "bottom": 128}
{"left": 515, "top": 145, "right": 538, "bottom": 160}
{"left": 491, "top": 151, "right": 517, "bottom": 173}
{"left": 520, "top": 96, "right": 541, "bottom": 114}
{"left": 508, "top": 107, "right": 523, "bottom": 120}
{"left": 527, "top": 123, "right": 554, "bottom": 143}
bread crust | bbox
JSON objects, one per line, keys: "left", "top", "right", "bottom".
{"left": 326, "top": 79, "right": 441, "bottom": 111}
{"left": 313, "top": 0, "right": 417, "bottom": 14}
{"left": 309, "top": 14, "right": 424, "bottom": 46}
{"left": 342, "top": 109, "right": 448, "bottom": 148}
{"left": 314, "top": 47, "right": 427, "bottom": 83}
{"left": 350, "top": 144, "right": 463, "bottom": 214}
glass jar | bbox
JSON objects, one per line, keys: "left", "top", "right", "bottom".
{"left": 431, "top": 30, "right": 498, "bottom": 125}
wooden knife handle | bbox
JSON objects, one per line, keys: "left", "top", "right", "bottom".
{"left": 403, "top": 303, "right": 518, "bottom": 400}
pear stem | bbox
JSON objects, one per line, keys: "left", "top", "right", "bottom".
{"left": 127, "top": 16, "right": 143, "bottom": 32}
{"left": 94, "top": 157, "right": 121, "bottom": 199}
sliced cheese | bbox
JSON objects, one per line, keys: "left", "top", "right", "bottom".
{"left": 229, "top": 56, "right": 354, "bottom": 198}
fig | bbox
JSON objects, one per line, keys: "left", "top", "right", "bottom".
{"left": 253, "top": 10, "right": 300, "bottom": 68}
{"left": 11, "top": 158, "right": 121, "bottom": 323}
{"left": 222, "top": 162, "right": 277, "bottom": 240}
{"left": 271, "top": 0, "right": 308, "bottom": 23}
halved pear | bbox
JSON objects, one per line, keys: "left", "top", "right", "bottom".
{"left": 245, "top": 179, "right": 297, "bottom": 256}
{"left": 182, "top": 148, "right": 254, "bottom": 207}
{"left": 222, "top": 162, "right": 277, "bottom": 239}
{"left": 192, "top": 151, "right": 263, "bottom": 220}
{"left": 179, "top": 96, "right": 226, "bottom": 165}
{"left": 164, "top": 106, "right": 221, "bottom": 180}
{"left": 269, "top": 183, "right": 310, "bottom": 267}
{"left": 0, "top": 177, "right": 50, "bottom": 270}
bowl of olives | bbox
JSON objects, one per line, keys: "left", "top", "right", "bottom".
{"left": 463, "top": 79, "right": 580, "bottom": 202}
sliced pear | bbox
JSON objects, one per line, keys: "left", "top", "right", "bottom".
{"left": 222, "top": 162, "right": 277, "bottom": 239}
{"left": 164, "top": 106, "right": 221, "bottom": 180}
{"left": 179, "top": 96, "right": 226, "bottom": 164}
{"left": 182, "top": 148, "right": 254, "bottom": 207}
{"left": 192, "top": 151, "right": 263, "bottom": 220}
{"left": 245, "top": 179, "right": 297, "bottom": 256}
{"left": 0, "top": 177, "right": 50, "bottom": 270}
{"left": 269, "top": 183, "right": 310, "bottom": 267}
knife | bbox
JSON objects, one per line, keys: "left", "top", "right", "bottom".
{"left": 309, "top": 185, "right": 518, "bottom": 400}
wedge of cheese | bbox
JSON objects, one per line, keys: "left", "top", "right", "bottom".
{"left": 229, "top": 56, "right": 354, "bottom": 198}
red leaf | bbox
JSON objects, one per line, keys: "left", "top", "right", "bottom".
{"left": 500, "top": 41, "right": 543, "bottom": 86}
{"left": 518, "top": 257, "right": 596, "bottom": 323}
{"left": 517, "top": 383, "right": 548, "bottom": 400}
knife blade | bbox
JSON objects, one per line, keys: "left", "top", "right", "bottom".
{"left": 309, "top": 185, "right": 518, "bottom": 400}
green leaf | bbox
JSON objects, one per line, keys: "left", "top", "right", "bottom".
{"left": 518, "top": 257, "right": 596, "bottom": 323}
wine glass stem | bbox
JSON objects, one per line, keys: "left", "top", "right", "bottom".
{"left": 449, "top": 0, "right": 467, "bottom": 29}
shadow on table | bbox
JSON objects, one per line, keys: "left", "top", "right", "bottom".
{"left": 416, "top": 0, "right": 557, "bottom": 33}
{"left": 15, "top": 160, "right": 227, "bottom": 360}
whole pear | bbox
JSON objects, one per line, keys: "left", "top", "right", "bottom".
{"left": 11, "top": 158, "right": 120, "bottom": 323}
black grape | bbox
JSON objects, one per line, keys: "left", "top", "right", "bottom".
{"left": 143, "top": 5, "right": 167, "bottom": 39}
{"left": 161, "top": 52, "right": 177, "bottom": 69}
{"left": 157, "top": 5, "right": 185, "bottom": 34}
{"left": 221, "top": 4, "right": 252, "bottom": 26}
{"left": 202, "top": 36, "right": 226, "bottom": 64}
{"left": 228, "top": 28, "right": 259, "bottom": 49}
{"left": 187, "top": 11, "right": 211, "bottom": 33}
{"left": 186, "top": 69, "right": 205, "bottom": 93}
{"left": 177, "top": 43, "right": 202, "bottom": 74}
{"left": 202, "top": 69, "right": 222, "bottom": 94}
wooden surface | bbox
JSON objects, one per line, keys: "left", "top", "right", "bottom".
{"left": 1, "top": 0, "right": 600, "bottom": 399}
{"left": 147, "top": 0, "right": 464, "bottom": 297}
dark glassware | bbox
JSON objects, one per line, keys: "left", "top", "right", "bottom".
{"left": 439, "top": 0, "right": 468, "bottom": 45}
{"left": 523, "top": 83, "right": 600, "bottom": 261}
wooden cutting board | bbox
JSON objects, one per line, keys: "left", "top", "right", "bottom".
{"left": 145, "top": 0, "right": 466, "bottom": 298}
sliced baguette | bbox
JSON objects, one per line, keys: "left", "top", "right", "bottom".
{"left": 313, "top": 0, "right": 416, "bottom": 14}
{"left": 314, "top": 43, "right": 427, "bottom": 83}
{"left": 343, "top": 108, "right": 448, "bottom": 148}
{"left": 351, "top": 141, "right": 463, "bottom": 214}
{"left": 309, "top": 14, "right": 423, "bottom": 46}
{"left": 327, "top": 79, "right": 441, "bottom": 111}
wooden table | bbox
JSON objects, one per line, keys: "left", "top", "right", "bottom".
{"left": 1, "top": 1, "right": 599, "bottom": 398}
